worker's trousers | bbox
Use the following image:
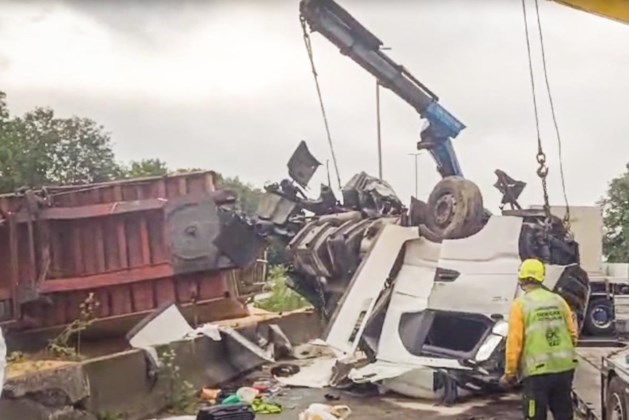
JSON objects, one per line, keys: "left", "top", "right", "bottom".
{"left": 522, "top": 369, "right": 575, "bottom": 420}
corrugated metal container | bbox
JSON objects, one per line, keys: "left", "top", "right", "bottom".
{"left": 0, "top": 171, "right": 264, "bottom": 333}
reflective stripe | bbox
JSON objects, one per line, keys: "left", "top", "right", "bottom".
{"left": 525, "top": 319, "right": 566, "bottom": 335}
{"left": 519, "top": 294, "right": 563, "bottom": 311}
{"left": 524, "top": 350, "right": 576, "bottom": 367}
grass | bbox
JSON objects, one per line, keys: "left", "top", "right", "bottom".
{"left": 254, "top": 265, "right": 311, "bottom": 313}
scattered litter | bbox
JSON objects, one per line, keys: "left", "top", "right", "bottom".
{"left": 275, "top": 357, "right": 336, "bottom": 388}
{"left": 222, "top": 393, "right": 242, "bottom": 405}
{"left": 324, "top": 393, "right": 341, "bottom": 401}
{"left": 298, "top": 403, "right": 352, "bottom": 420}
{"left": 252, "top": 379, "right": 274, "bottom": 392}
{"left": 236, "top": 386, "right": 260, "bottom": 403}
{"left": 251, "top": 398, "right": 283, "bottom": 414}
{"left": 270, "top": 363, "right": 300, "bottom": 377}
{"left": 200, "top": 388, "right": 221, "bottom": 402}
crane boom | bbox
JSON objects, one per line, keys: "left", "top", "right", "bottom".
{"left": 300, "top": 0, "right": 466, "bottom": 178}
{"left": 549, "top": 0, "right": 629, "bottom": 25}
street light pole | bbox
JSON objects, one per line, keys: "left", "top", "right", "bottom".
{"left": 408, "top": 152, "right": 421, "bottom": 197}
{"left": 376, "top": 81, "right": 383, "bottom": 180}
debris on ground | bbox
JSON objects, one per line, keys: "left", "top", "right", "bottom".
{"left": 298, "top": 403, "right": 352, "bottom": 420}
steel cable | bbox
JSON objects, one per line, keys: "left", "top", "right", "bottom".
{"left": 300, "top": 16, "right": 343, "bottom": 190}
{"left": 533, "top": 0, "right": 571, "bottom": 227}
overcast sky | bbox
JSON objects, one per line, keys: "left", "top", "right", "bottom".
{"left": 1, "top": 0, "right": 629, "bottom": 210}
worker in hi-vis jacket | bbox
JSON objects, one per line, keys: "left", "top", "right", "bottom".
{"left": 500, "top": 258, "right": 578, "bottom": 420}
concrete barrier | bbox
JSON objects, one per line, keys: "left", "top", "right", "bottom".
{"left": 0, "top": 309, "right": 322, "bottom": 420}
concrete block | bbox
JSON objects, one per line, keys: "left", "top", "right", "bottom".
{"left": 1, "top": 310, "right": 323, "bottom": 420}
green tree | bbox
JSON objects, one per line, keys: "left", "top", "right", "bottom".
{"left": 215, "top": 174, "right": 264, "bottom": 217}
{"left": 0, "top": 92, "right": 121, "bottom": 193}
{"left": 122, "top": 158, "right": 169, "bottom": 178}
{"left": 601, "top": 164, "right": 629, "bottom": 262}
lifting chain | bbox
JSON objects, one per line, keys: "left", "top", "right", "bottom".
{"left": 521, "top": 0, "right": 572, "bottom": 235}
{"left": 535, "top": 144, "right": 552, "bottom": 223}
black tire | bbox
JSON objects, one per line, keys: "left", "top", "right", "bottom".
{"left": 425, "top": 177, "right": 484, "bottom": 239}
{"left": 585, "top": 297, "right": 615, "bottom": 336}
{"left": 606, "top": 376, "right": 629, "bottom": 420}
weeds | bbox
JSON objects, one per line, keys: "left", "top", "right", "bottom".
{"left": 47, "top": 293, "right": 99, "bottom": 359}
{"left": 6, "top": 351, "right": 24, "bottom": 364}
{"left": 98, "top": 412, "right": 126, "bottom": 420}
{"left": 254, "top": 265, "right": 311, "bottom": 313}
{"left": 159, "top": 346, "right": 197, "bottom": 414}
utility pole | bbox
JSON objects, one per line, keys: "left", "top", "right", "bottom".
{"left": 376, "top": 81, "right": 383, "bottom": 180}
{"left": 408, "top": 152, "right": 421, "bottom": 197}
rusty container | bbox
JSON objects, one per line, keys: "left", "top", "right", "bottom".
{"left": 0, "top": 171, "right": 265, "bottom": 337}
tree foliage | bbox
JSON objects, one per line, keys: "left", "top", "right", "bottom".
{"left": 122, "top": 158, "right": 169, "bottom": 179}
{"left": 0, "top": 92, "right": 120, "bottom": 193}
{"left": 601, "top": 164, "right": 629, "bottom": 262}
{"left": 215, "top": 174, "right": 264, "bottom": 217}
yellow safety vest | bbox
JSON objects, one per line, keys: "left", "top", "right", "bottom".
{"left": 517, "top": 288, "right": 577, "bottom": 378}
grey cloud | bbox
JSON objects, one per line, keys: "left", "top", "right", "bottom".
{"left": 0, "top": 54, "right": 9, "bottom": 71}
{"left": 2, "top": 0, "right": 629, "bottom": 210}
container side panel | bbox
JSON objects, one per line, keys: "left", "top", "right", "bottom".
{"left": 81, "top": 220, "right": 98, "bottom": 276}
{"left": 125, "top": 215, "right": 143, "bottom": 268}
{"left": 131, "top": 282, "right": 154, "bottom": 312}
{"left": 17, "top": 224, "right": 34, "bottom": 291}
{"left": 147, "top": 214, "right": 167, "bottom": 264}
{"left": 103, "top": 218, "right": 121, "bottom": 271}
{"left": 187, "top": 176, "right": 206, "bottom": 195}
{"left": 110, "top": 285, "right": 132, "bottom": 316}
{"left": 52, "top": 293, "right": 67, "bottom": 325}
{"left": 49, "top": 222, "right": 64, "bottom": 279}
{"left": 0, "top": 228, "right": 11, "bottom": 293}
{"left": 175, "top": 275, "right": 197, "bottom": 303}
{"left": 71, "top": 221, "right": 85, "bottom": 276}
{"left": 91, "top": 189, "right": 107, "bottom": 273}
{"left": 197, "top": 273, "right": 228, "bottom": 301}
{"left": 155, "top": 278, "right": 176, "bottom": 306}
{"left": 95, "top": 289, "right": 111, "bottom": 318}
{"left": 165, "top": 178, "right": 180, "bottom": 199}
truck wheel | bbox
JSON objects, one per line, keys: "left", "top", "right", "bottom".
{"left": 585, "top": 298, "right": 615, "bottom": 336}
{"left": 606, "top": 376, "right": 628, "bottom": 420}
{"left": 425, "top": 177, "right": 484, "bottom": 239}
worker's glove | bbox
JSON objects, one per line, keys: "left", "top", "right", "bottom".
{"left": 499, "top": 374, "right": 517, "bottom": 389}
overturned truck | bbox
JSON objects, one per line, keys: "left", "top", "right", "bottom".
{"left": 255, "top": 142, "right": 590, "bottom": 399}
{"left": 0, "top": 171, "right": 267, "bottom": 348}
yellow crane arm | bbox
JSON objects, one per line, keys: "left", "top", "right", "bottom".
{"left": 549, "top": 0, "right": 629, "bottom": 25}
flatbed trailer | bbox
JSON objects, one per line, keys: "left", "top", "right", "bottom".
{"left": 570, "top": 338, "right": 629, "bottom": 420}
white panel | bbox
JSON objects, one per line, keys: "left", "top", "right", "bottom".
{"left": 428, "top": 273, "right": 519, "bottom": 316}
{"left": 428, "top": 216, "right": 523, "bottom": 316}
{"left": 325, "top": 224, "right": 419, "bottom": 354}
{"left": 377, "top": 293, "right": 430, "bottom": 363}
{"left": 438, "top": 216, "right": 523, "bottom": 274}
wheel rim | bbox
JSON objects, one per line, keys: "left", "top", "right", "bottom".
{"left": 433, "top": 194, "right": 457, "bottom": 227}
{"left": 610, "top": 392, "right": 624, "bottom": 420}
{"left": 592, "top": 305, "right": 613, "bottom": 329}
